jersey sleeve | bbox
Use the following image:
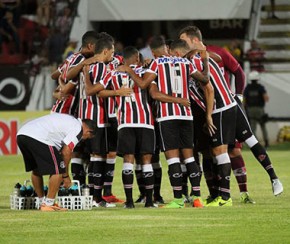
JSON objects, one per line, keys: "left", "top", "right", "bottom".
{"left": 220, "top": 48, "right": 239, "bottom": 73}
{"left": 146, "top": 60, "right": 158, "bottom": 75}
{"left": 63, "top": 126, "right": 82, "bottom": 151}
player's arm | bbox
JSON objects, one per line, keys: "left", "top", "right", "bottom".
{"left": 200, "top": 81, "right": 216, "bottom": 136}
{"left": 83, "top": 65, "right": 104, "bottom": 96}
{"left": 51, "top": 69, "right": 61, "bottom": 80}
{"left": 149, "top": 83, "right": 190, "bottom": 107}
{"left": 208, "top": 51, "right": 222, "bottom": 63}
{"left": 66, "top": 55, "right": 101, "bottom": 81}
{"left": 98, "top": 86, "right": 133, "bottom": 98}
{"left": 61, "top": 145, "right": 72, "bottom": 188}
{"left": 117, "top": 65, "right": 156, "bottom": 89}
{"left": 58, "top": 75, "right": 76, "bottom": 95}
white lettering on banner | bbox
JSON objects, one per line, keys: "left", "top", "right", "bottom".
{"left": 210, "top": 19, "right": 243, "bottom": 29}
{"left": 0, "top": 78, "right": 26, "bottom": 105}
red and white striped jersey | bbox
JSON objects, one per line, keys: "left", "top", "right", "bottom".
{"left": 100, "top": 65, "right": 154, "bottom": 130}
{"left": 147, "top": 56, "right": 195, "bottom": 122}
{"left": 106, "top": 55, "right": 124, "bottom": 118}
{"left": 190, "top": 55, "right": 236, "bottom": 113}
{"left": 78, "top": 62, "right": 108, "bottom": 127}
{"left": 51, "top": 52, "right": 84, "bottom": 115}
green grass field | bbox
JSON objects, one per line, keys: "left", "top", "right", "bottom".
{"left": 0, "top": 143, "right": 290, "bottom": 243}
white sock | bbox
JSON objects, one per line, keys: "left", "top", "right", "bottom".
{"left": 44, "top": 198, "right": 55, "bottom": 206}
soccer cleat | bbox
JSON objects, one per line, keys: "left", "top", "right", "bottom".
{"left": 92, "top": 200, "right": 116, "bottom": 208}
{"left": 145, "top": 202, "right": 158, "bottom": 208}
{"left": 153, "top": 195, "right": 165, "bottom": 204}
{"left": 40, "top": 203, "right": 68, "bottom": 212}
{"left": 192, "top": 196, "right": 204, "bottom": 208}
{"left": 124, "top": 201, "right": 135, "bottom": 209}
{"left": 272, "top": 179, "right": 283, "bottom": 196}
{"left": 183, "top": 196, "right": 193, "bottom": 203}
{"left": 203, "top": 196, "right": 214, "bottom": 205}
{"left": 102, "top": 195, "right": 125, "bottom": 203}
{"left": 135, "top": 195, "right": 146, "bottom": 203}
{"left": 206, "top": 196, "right": 233, "bottom": 207}
{"left": 240, "top": 192, "right": 256, "bottom": 204}
{"left": 162, "top": 198, "right": 184, "bottom": 209}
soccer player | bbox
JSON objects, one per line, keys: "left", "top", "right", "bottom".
{"left": 50, "top": 31, "right": 99, "bottom": 186}
{"left": 206, "top": 43, "right": 254, "bottom": 203}
{"left": 208, "top": 44, "right": 282, "bottom": 198}
{"left": 97, "top": 46, "right": 156, "bottom": 208}
{"left": 102, "top": 54, "right": 125, "bottom": 204}
{"left": 17, "top": 113, "right": 96, "bottom": 211}
{"left": 179, "top": 26, "right": 238, "bottom": 207}
{"left": 118, "top": 36, "right": 214, "bottom": 208}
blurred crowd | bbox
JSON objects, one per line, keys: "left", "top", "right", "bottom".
{"left": 0, "top": 0, "right": 79, "bottom": 72}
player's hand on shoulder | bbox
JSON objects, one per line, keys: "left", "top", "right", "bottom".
{"left": 179, "top": 98, "right": 190, "bottom": 107}
{"left": 116, "top": 86, "right": 133, "bottom": 97}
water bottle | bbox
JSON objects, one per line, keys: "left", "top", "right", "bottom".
{"left": 69, "top": 183, "right": 79, "bottom": 196}
{"left": 13, "top": 183, "right": 21, "bottom": 196}
{"left": 43, "top": 185, "right": 48, "bottom": 196}
{"left": 26, "top": 185, "right": 34, "bottom": 197}
{"left": 81, "top": 185, "right": 90, "bottom": 196}
{"left": 19, "top": 185, "right": 27, "bottom": 197}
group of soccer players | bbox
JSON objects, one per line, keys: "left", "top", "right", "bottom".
{"left": 50, "top": 25, "right": 283, "bottom": 209}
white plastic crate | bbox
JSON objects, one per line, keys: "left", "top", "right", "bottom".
{"left": 10, "top": 180, "right": 93, "bottom": 211}
{"left": 56, "top": 195, "right": 93, "bottom": 211}
{"left": 56, "top": 179, "right": 93, "bottom": 210}
{"left": 10, "top": 195, "right": 39, "bottom": 210}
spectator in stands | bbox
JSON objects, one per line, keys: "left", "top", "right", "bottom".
{"left": 55, "top": 6, "right": 73, "bottom": 38}
{"left": 0, "top": 0, "right": 21, "bottom": 26}
{"left": 0, "top": 10, "right": 20, "bottom": 54}
{"left": 270, "top": 0, "right": 278, "bottom": 19}
{"left": 62, "top": 38, "right": 77, "bottom": 60}
{"left": 45, "top": 27, "right": 65, "bottom": 66}
{"left": 224, "top": 39, "right": 243, "bottom": 65}
{"left": 30, "top": 26, "right": 45, "bottom": 56}
{"left": 36, "top": 0, "right": 51, "bottom": 27}
{"left": 245, "top": 40, "right": 266, "bottom": 72}
{"left": 244, "top": 71, "right": 270, "bottom": 148}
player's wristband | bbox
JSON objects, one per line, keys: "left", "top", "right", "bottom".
{"left": 62, "top": 175, "right": 69, "bottom": 179}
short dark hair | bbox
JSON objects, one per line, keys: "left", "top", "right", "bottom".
{"left": 96, "top": 32, "right": 115, "bottom": 43}
{"left": 94, "top": 37, "right": 114, "bottom": 54}
{"left": 81, "top": 31, "right": 99, "bottom": 47}
{"left": 123, "top": 46, "right": 139, "bottom": 60}
{"left": 165, "top": 39, "right": 174, "bottom": 47}
{"left": 170, "top": 39, "right": 190, "bottom": 52}
{"left": 178, "top": 26, "right": 202, "bottom": 41}
{"left": 82, "top": 119, "right": 97, "bottom": 135}
{"left": 150, "top": 36, "right": 166, "bottom": 50}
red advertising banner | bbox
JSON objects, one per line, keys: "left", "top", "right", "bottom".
{"left": 0, "top": 111, "right": 49, "bottom": 155}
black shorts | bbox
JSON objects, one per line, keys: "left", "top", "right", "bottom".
{"left": 87, "top": 127, "right": 108, "bottom": 155}
{"left": 117, "top": 127, "right": 155, "bottom": 155}
{"left": 234, "top": 95, "right": 253, "bottom": 143}
{"left": 192, "top": 103, "right": 210, "bottom": 152}
{"left": 107, "top": 117, "right": 118, "bottom": 152}
{"left": 17, "top": 135, "right": 66, "bottom": 175}
{"left": 158, "top": 120, "right": 193, "bottom": 152}
{"left": 211, "top": 106, "right": 237, "bottom": 147}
